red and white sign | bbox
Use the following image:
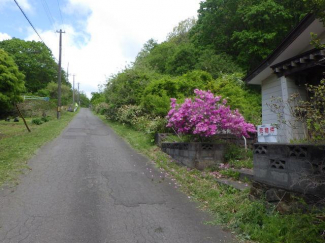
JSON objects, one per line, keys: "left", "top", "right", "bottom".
{"left": 257, "top": 124, "right": 278, "bottom": 142}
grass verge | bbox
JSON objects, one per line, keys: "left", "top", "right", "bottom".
{"left": 97, "top": 114, "right": 325, "bottom": 243}
{"left": 0, "top": 111, "right": 77, "bottom": 186}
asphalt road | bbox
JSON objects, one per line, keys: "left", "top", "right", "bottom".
{"left": 0, "top": 108, "right": 235, "bottom": 243}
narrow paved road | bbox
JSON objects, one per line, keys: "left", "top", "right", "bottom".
{"left": 0, "top": 108, "right": 235, "bottom": 243}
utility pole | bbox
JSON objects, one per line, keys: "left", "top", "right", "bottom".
{"left": 78, "top": 82, "right": 80, "bottom": 106}
{"left": 56, "top": 29, "right": 65, "bottom": 119}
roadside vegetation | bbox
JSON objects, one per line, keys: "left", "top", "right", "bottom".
{"left": 97, "top": 115, "right": 325, "bottom": 243}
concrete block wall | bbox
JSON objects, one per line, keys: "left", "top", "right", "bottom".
{"left": 254, "top": 143, "right": 325, "bottom": 199}
{"left": 161, "top": 142, "right": 225, "bottom": 170}
{"left": 156, "top": 133, "right": 256, "bottom": 149}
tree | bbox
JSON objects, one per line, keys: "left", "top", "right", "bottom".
{"left": 105, "top": 67, "right": 160, "bottom": 108}
{"left": 133, "top": 39, "right": 158, "bottom": 69}
{"left": 166, "top": 17, "right": 197, "bottom": 44}
{"left": 195, "top": 49, "right": 242, "bottom": 78}
{"left": 144, "top": 41, "right": 177, "bottom": 73}
{"left": 37, "top": 81, "right": 72, "bottom": 106}
{"left": 0, "top": 38, "right": 64, "bottom": 93}
{"left": 304, "top": 0, "right": 325, "bottom": 23}
{"left": 232, "top": 0, "right": 304, "bottom": 70}
{"left": 79, "top": 92, "right": 90, "bottom": 107}
{"left": 165, "top": 43, "right": 198, "bottom": 75}
{"left": 190, "top": 0, "right": 307, "bottom": 72}
{"left": 90, "top": 92, "right": 105, "bottom": 105}
{"left": 0, "top": 49, "right": 25, "bottom": 112}
{"left": 190, "top": 0, "right": 241, "bottom": 55}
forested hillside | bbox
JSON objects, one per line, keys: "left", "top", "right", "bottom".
{"left": 92, "top": 0, "right": 324, "bottom": 132}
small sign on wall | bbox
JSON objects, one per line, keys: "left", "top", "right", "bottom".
{"left": 257, "top": 124, "right": 278, "bottom": 142}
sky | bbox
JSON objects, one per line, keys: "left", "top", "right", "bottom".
{"left": 0, "top": 0, "right": 201, "bottom": 97}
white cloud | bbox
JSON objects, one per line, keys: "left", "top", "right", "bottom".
{"left": 62, "top": 0, "right": 90, "bottom": 16}
{"left": 16, "top": 0, "right": 32, "bottom": 12}
{"left": 0, "top": 32, "right": 11, "bottom": 41}
{"left": 26, "top": 0, "right": 201, "bottom": 98}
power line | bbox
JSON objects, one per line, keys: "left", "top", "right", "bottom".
{"left": 13, "top": 0, "right": 60, "bottom": 63}
{"left": 56, "top": 0, "right": 64, "bottom": 26}
{"left": 13, "top": 0, "right": 44, "bottom": 43}
{"left": 39, "top": 0, "right": 56, "bottom": 31}
{"left": 14, "top": 0, "right": 64, "bottom": 69}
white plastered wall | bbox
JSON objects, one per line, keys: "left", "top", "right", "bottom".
{"left": 262, "top": 74, "right": 282, "bottom": 124}
{"left": 280, "top": 76, "right": 307, "bottom": 142}
{"left": 262, "top": 75, "right": 307, "bottom": 143}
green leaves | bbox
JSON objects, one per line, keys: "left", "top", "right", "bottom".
{"left": 0, "top": 49, "right": 25, "bottom": 111}
{"left": 0, "top": 38, "right": 60, "bottom": 93}
{"left": 37, "top": 82, "right": 72, "bottom": 106}
{"left": 191, "top": 0, "right": 308, "bottom": 72}
{"left": 208, "top": 73, "right": 261, "bottom": 124}
{"left": 141, "top": 71, "right": 214, "bottom": 116}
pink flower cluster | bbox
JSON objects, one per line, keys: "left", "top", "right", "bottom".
{"left": 166, "top": 89, "right": 256, "bottom": 138}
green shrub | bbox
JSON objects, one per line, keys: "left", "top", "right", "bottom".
{"left": 114, "top": 105, "right": 168, "bottom": 138}
{"left": 139, "top": 116, "right": 168, "bottom": 137}
{"left": 94, "top": 102, "right": 110, "bottom": 115}
{"left": 104, "top": 104, "right": 118, "bottom": 121}
{"left": 41, "top": 117, "right": 50, "bottom": 122}
{"left": 116, "top": 105, "right": 144, "bottom": 126}
{"left": 141, "top": 70, "right": 213, "bottom": 116}
{"left": 207, "top": 73, "right": 261, "bottom": 124}
{"left": 31, "top": 118, "right": 43, "bottom": 125}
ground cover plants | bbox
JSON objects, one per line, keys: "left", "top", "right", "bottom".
{"left": 97, "top": 114, "right": 325, "bottom": 243}
{"left": 0, "top": 111, "right": 77, "bottom": 186}
{"left": 225, "top": 144, "right": 253, "bottom": 169}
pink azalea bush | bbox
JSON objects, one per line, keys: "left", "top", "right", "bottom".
{"left": 166, "top": 89, "right": 256, "bottom": 138}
